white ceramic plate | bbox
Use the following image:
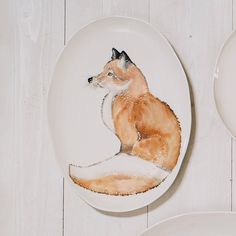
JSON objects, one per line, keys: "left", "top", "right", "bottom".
{"left": 214, "top": 31, "right": 236, "bottom": 139}
{"left": 48, "top": 17, "right": 191, "bottom": 212}
{"left": 139, "top": 212, "right": 236, "bottom": 236}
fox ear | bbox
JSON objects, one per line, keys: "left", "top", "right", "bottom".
{"left": 119, "top": 51, "right": 132, "bottom": 69}
{"left": 111, "top": 48, "right": 120, "bottom": 60}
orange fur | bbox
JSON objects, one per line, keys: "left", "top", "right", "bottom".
{"left": 70, "top": 50, "right": 181, "bottom": 195}
{"left": 99, "top": 61, "right": 181, "bottom": 171}
{"left": 91, "top": 57, "right": 181, "bottom": 171}
{"left": 113, "top": 92, "right": 181, "bottom": 170}
{"left": 70, "top": 174, "right": 160, "bottom": 195}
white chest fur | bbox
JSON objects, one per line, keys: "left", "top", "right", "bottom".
{"left": 101, "top": 93, "right": 116, "bottom": 133}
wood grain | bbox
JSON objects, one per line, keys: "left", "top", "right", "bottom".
{"left": 233, "top": 0, "right": 236, "bottom": 30}
{"left": 102, "top": 0, "right": 149, "bottom": 21}
{"left": 10, "top": 0, "right": 64, "bottom": 235}
{"left": 0, "top": 1, "right": 16, "bottom": 235}
{"left": 148, "top": 0, "right": 233, "bottom": 225}
{"left": 64, "top": 1, "right": 149, "bottom": 236}
{"left": 1, "top": 1, "right": 236, "bottom": 235}
{"left": 233, "top": 139, "right": 236, "bottom": 211}
{"left": 65, "top": 0, "right": 103, "bottom": 42}
{"left": 232, "top": 0, "right": 236, "bottom": 212}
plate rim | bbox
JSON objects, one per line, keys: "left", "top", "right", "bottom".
{"left": 47, "top": 15, "right": 192, "bottom": 212}
{"left": 213, "top": 30, "right": 236, "bottom": 141}
{"left": 138, "top": 211, "right": 236, "bottom": 235}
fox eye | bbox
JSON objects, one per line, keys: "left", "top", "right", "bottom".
{"left": 108, "top": 72, "right": 113, "bottom": 76}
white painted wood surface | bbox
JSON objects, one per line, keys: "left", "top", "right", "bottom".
{"left": 232, "top": 0, "right": 236, "bottom": 212}
{"left": 0, "top": 1, "right": 15, "bottom": 235}
{"left": 148, "top": 0, "right": 232, "bottom": 225}
{"left": 1, "top": 0, "right": 236, "bottom": 235}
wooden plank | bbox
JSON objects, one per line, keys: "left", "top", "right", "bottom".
{"left": 233, "top": 139, "right": 236, "bottom": 211}
{"left": 233, "top": 0, "right": 236, "bottom": 30}
{"left": 0, "top": 1, "right": 16, "bottom": 235}
{"left": 65, "top": 0, "right": 103, "bottom": 42}
{"left": 12, "top": 0, "right": 64, "bottom": 235}
{"left": 65, "top": 184, "right": 147, "bottom": 236}
{"left": 64, "top": 1, "right": 149, "bottom": 235}
{"left": 148, "top": 0, "right": 232, "bottom": 226}
{"left": 102, "top": 0, "right": 150, "bottom": 20}
{"left": 232, "top": 0, "right": 236, "bottom": 212}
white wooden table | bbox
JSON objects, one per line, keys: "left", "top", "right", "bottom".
{"left": 1, "top": 0, "right": 236, "bottom": 235}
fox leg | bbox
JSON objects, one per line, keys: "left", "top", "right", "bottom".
{"left": 115, "top": 121, "right": 139, "bottom": 153}
{"left": 120, "top": 133, "right": 137, "bottom": 153}
{"left": 131, "top": 135, "right": 175, "bottom": 171}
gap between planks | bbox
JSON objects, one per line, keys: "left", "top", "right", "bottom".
{"left": 62, "top": 1, "right": 66, "bottom": 235}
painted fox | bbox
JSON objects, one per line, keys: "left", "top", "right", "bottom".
{"left": 69, "top": 48, "right": 181, "bottom": 195}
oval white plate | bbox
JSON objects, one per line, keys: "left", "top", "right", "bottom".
{"left": 48, "top": 17, "right": 191, "bottom": 212}
{"left": 139, "top": 212, "right": 236, "bottom": 236}
{"left": 214, "top": 31, "right": 236, "bottom": 139}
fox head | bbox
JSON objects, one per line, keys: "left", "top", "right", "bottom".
{"left": 88, "top": 48, "right": 148, "bottom": 96}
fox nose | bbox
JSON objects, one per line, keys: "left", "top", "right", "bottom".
{"left": 88, "top": 77, "right": 93, "bottom": 83}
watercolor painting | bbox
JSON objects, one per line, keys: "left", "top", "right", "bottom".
{"left": 69, "top": 48, "right": 181, "bottom": 196}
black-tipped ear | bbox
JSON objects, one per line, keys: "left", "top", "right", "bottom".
{"left": 111, "top": 48, "right": 120, "bottom": 60}
{"left": 119, "top": 51, "right": 132, "bottom": 63}
{"left": 119, "top": 51, "right": 132, "bottom": 69}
